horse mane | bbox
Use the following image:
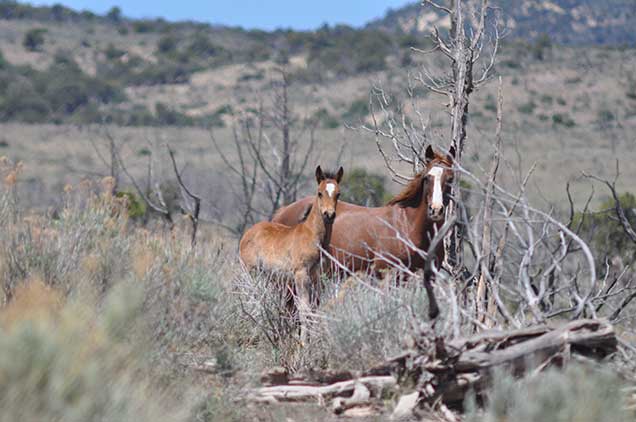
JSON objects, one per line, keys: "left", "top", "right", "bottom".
{"left": 387, "top": 152, "right": 452, "bottom": 208}
{"left": 386, "top": 173, "right": 425, "bottom": 208}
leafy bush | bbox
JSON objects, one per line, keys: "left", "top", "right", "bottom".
{"left": 531, "top": 33, "right": 552, "bottom": 61}
{"left": 484, "top": 94, "right": 497, "bottom": 112}
{"left": 342, "top": 98, "right": 370, "bottom": 122}
{"left": 115, "top": 191, "right": 146, "bottom": 220}
{"left": 187, "top": 32, "right": 224, "bottom": 57}
{"left": 0, "top": 51, "right": 125, "bottom": 123}
{"left": 341, "top": 168, "right": 387, "bottom": 207}
{"left": 155, "top": 102, "right": 193, "bottom": 126}
{"left": 466, "top": 365, "right": 631, "bottom": 422}
{"left": 306, "top": 26, "right": 394, "bottom": 76}
{"left": 157, "top": 34, "right": 179, "bottom": 54}
{"left": 552, "top": 112, "right": 576, "bottom": 127}
{"left": 574, "top": 192, "right": 636, "bottom": 264}
{"left": 128, "top": 61, "right": 192, "bottom": 85}
{"left": 23, "top": 27, "right": 47, "bottom": 51}
{"left": 106, "top": 6, "right": 122, "bottom": 23}
{"left": 540, "top": 94, "right": 554, "bottom": 105}
{"left": 103, "top": 43, "right": 126, "bottom": 60}
{"left": 320, "top": 281, "right": 431, "bottom": 370}
{"left": 311, "top": 108, "right": 340, "bottom": 128}
{"left": 517, "top": 100, "right": 537, "bottom": 114}
{"left": 597, "top": 107, "right": 616, "bottom": 129}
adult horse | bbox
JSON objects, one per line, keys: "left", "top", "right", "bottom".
{"left": 272, "top": 146, "right": 454, "bottom": 319}
{"left": 240, "top": 166, "right": 343, "bottom": 342}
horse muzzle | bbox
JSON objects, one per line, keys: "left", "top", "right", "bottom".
{"left": 323, "top": 212, "right": 336, "bottom": 224}
{"left": 428, "top": 205, "right": 444, "bottom": 222}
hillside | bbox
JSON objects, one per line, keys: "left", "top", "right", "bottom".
{"left": 1, "top": 5, "right": 636, "bottom": 420}
{"left": 371, "top": 0, "right": 636, "bottom": 45}
{"left": 0, "top": 1, "right": 634, "bottom": 213}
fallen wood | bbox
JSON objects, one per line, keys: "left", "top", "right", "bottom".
{"left": 248, "top": 375, "right": 397, "bottom": 403}
{"left": 452, "top": 319, "right": 616, "bottom": 372}
{"left": 245, "top": 319, "right": 618, "bottom": 416}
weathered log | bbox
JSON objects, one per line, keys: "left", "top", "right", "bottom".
{"left": 246, "top": 319, "right": 618, "bottom": 415}
{"left": 332, "top": 381, "right": 371, "bottom": 414}
{"left": 452, "top": 319, "right": 616, "bottom": 373}
{"left": 249, "top": 375, "right": 397, "bottom": 403}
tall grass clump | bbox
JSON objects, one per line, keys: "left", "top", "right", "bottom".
{"left": 319, "top": 279, "right": 431, "bottom": 370}
{"left": 0, "top": 158, "right": 246, "bottom": 420}
{"left": 0, "top": 279, "right": 195, "bottom": 422}
{"left": 236, "top": 264, "right": 434, "bottom": 371}
{"left": 466, "top": 365, "right": 633, "bottom": 422}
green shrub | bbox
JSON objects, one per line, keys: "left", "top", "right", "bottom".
{"left": 597, "top": 107, "right": 616, "bottom": 129}
{"left": 306, "top": 26, "right": 394, "bottom": 76}
{"left": 133, "top": 20, "right": 158, "bottom": 33}
{"left": 155, "top": 102, "right": 193, "bottom": 126}
{"left": 517, "top": 100, "right": 537, "bottom": 114}
{"left": 0, "top": 81, "right": 51, "bottom": 123}
{"left": 484, "top": 94, "right": 497, "bottom": 112}
{"left": 129, "top": 61, "right": 192, "bottom": 85}
{"left": 106, "top": 6, "right": 122, "bottom": 23}
{"left": 115, "top": 191, "right": 146, "bottom": 220}
{"left": 104, "top": 43, "right": 126, "bottom": 60}
{"left": 531, "top": 33, "right": 552, "bottom": 61}
{"left": 187, "top": 32, "right": 227, "bottom": 58}
{"left": 342, "top": 98, "right": 369, "bottom": 122}
{"left": 341, "top": 168, "right": 387, "bottom": 207}
{"left": 237, "top": 70, "right": 264, "bottom": 82}
{"left": 552, "top": 112, "right": 575, "bottom": 127}
{"left": 320, "top": 282, "right": 430, "bottom": 370}
{"left": 157, "top": 34, "right": 178, "bottom": 54}
{"left": 540, "top": 94, "right": 554, "bottom": 105}
{"left": 23, "top": 27, "right": 47, "bottom": 51}
{"left": 574, "top": 192, "right": 636, "bottom": 264}
{"left": 466, "top": 366, "right": 631, "bottom": 422}
{"left": 312, "top": 108, "right": 340, "bottom": 128}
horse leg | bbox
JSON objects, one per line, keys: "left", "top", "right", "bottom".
{"left": 294, "top": 268, "right": 312, "bottom": 345}
{"left": 424, "top": 269, "right": 440, "bottom": 319}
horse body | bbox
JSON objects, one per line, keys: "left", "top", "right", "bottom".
{"left": 240, "top": 206, "right": 329, "bottom": 277}
{"left": 272, "top": 146, "right": 454, "bottom": 319}
{"left": 239, "top": 166, "right": 343, "bottom": 342}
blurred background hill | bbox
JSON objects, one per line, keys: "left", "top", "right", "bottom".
{"left": 0, "top": 0, "right": 634, "bottom": 211}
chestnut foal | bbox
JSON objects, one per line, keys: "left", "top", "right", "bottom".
{"left": 239, "top": 166, "right": 343, "bottom": 342}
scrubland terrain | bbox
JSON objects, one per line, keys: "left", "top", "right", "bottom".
{"left": 1, "top": 1, "right": 636, "bottom": 421}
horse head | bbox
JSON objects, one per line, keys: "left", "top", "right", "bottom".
{"left": 315, "top": 165, "right": 344, "bottom": 225}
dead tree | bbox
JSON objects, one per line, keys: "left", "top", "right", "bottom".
{"left": 211, "top": 66, "right": 318, "bottom": 235}
{"left": 167, "top": 146, "right": 201, "bottom": 246}
{"left": 115, "top": 140, "right": 202, "bottom": 246}
{"left": 418, "top": 0, "right": 500, "bottom": 275}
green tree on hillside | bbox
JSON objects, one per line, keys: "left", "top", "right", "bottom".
{"left": 23, "top": 28, "right": 47, "bottom": 52}
{"left": 106, "top": 6, "right": 122, "bottom": 23}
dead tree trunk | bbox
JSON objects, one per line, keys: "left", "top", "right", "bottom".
{"left": 422, "top": 0, "right": 499, "bottom": 276}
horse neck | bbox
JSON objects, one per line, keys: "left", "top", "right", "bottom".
{"left": 410, "top": 189, "right": 443, "bottom": 247}
{"left": 304, "top": 197, "right": 333, "bottom": 247}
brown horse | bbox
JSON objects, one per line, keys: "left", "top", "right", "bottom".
{"left": 240, "top": 166, "right": 343, "bottom": 342}
{"left": 272, "top": 146, "right": 454, "bottom": 319}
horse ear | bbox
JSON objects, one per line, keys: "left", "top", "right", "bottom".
{"left": 336, "top": 166, "right": 344, "bottom": 183}
{"left": 425, "top": 145, "right": 435, "bottom": 162}
{"left": 448, "top": 145, "right": 456, "bottom": 160}
{"left": 315, "top": 165, "right": 324, "bottom": 184}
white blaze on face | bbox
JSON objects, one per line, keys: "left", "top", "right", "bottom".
{"left": 427, "top": 166, "right": 444, "bottom": 210}
{"left": 325, "top": 183, "right": 336, "bottom": 198}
